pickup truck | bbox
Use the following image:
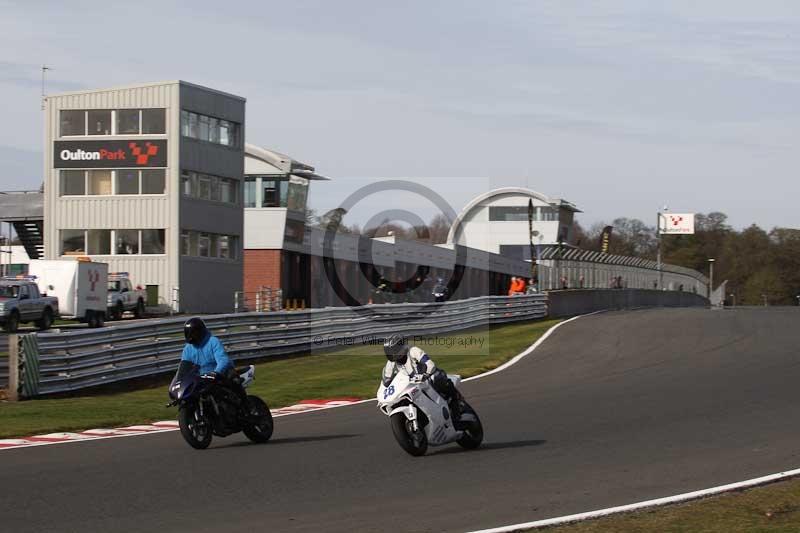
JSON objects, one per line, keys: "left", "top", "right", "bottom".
{"left": 107, "top": 273, "right": 147, "bottom": 320}
{"left": 0, "top": 278, "right": 60, "bottom": 332}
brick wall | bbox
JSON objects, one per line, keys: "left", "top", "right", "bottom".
{"left": 243, "top": 249, "right": 282, "bottom": 295}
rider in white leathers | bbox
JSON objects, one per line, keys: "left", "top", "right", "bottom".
{"left": 382, "top": 335, "right": 460, "bottom": 417}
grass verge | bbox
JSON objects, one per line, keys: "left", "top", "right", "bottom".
{"left": 0, "top": 319, "right": 559, "bottom": 438}
{"left": 539, "top": 476, "right": 800, "bottom": 532}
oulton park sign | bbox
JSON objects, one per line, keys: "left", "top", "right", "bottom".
{"left": 53, "top": 140, "right": 167, "bottom": 168}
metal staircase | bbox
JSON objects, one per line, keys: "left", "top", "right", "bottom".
{"left": 0, "top": 190, "right": 44, "bottom": 260}
{"left": 12, "top": 220, "right": 44, "bottom": 259}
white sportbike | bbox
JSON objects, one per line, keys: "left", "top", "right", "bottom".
{"left": 377, "top": 369, "right": 483, "bottom": 456}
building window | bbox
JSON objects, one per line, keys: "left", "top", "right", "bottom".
{"left": 181, "top": 110, "right": 190, "bottom": 137}
{"left": 220, "top": 178, "right": 235, "bottom": 204}
{"left": 199, "top": 114, "right": 210, "bottom": 141}
{"left": 197, "top": 174, "right": 210, "bottom": 200}
{"left": 181, "top": 231, "right": 190, "bottom": 256}
{"left": 87, "top": 229, "right": 112, "bottom": 255}
{"left": 210, "top": 177, "right": 221, "bottom": 202}
{"left": 116, "top": 169, "right": 139, "bottom": 195}
{"left": 61, "top": 229, "right": 85, "bottom": 255}
{"left": 209, "top": 234, "right": 219, "bottom": 257}
{"left": 61, "top": 229, "right": 164, "bottom": 256}
{"left": 60, "top": 108, "right": 166, "bottom": 136}
{"left": 181, "top": 230, "right": 238, "bottom": 260}
{"left": 198, "top": 233, "right": 210, "bottom": 257}
{"left": 141, "top": 169, "right": 166, "bottom": 194}
{"left": 115, "top": 229, "right": 140, "bottom": 255}
{"left": 88, "top": 170, "right": 112, "bottom": 195}
{"left": 181, "top": 170, "right": 238, "bottom": 205}
{"left": 87, "top": 110, "right": 112, "bottom": 135}
{"left": 209, "top": 117, "right": 220, "bottom": 143}
{"left": 61, "top": 169, "right": 166, "bottom": 197}
{"left": 262, "top": 180, "right": 279, "bottom": 207}
{"left": 540, "top": 207, "right": 558, "bottom": 221}
{"left": 141, "top": 109, "right": 165, "bottom": 134}
{"left": 219, "top": 120, "right": 232, "bottom": 146}
{"left": 61, "top": 170, "right": 86, "bottom": 195}
{"left": 117, "top": 109, "right": 140, "bottom": 134}
{"left": 218, "top": 235, "right": 230, "bottom": 259}
{"left": 181, "top": 110, "right": 240, "bottom": 148}
{"left": 188, "top": 112, "right": 199, "bottom": 138}
{"left": 141, "top": 229, "right": 165, "bottom": 254}
{"left": 60, "top": 110, "right": 86, "bottom": 136}
{"left": 244, "top": 178, "right": 256, "bottom": 207}
{"left": 286, "top": 176, "right": 309, "bottom": 212}
{"left": 488, "top": 206, "right": 530, "bottom": 222}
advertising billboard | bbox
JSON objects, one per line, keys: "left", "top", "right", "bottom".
{"left": 53, "top": 140, "right": 167, "bottom": 168}
{"left": 659, "top": 213, "right": 695, "bottom": 235}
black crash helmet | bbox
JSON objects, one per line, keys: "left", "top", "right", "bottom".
{"left": 184, "top": 317, "right": 208, "bottom": 346}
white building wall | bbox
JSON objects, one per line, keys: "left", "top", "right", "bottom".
{"left": 243, "top": 209, "right": 287, "bottom": 249}
{"left": 44, "top": 82, "right": 182, "bottom": 306}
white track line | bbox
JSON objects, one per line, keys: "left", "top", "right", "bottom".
{"left": 0, "top": 315, "right": 588, "bottom": 452}
{"left": 464, "top": 314, "right": 588, "bottom": 383}
{"left": 467, "top": 467, "right": 800, "bottom": 532}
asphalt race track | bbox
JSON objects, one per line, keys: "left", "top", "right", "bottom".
{"left": 2, "top": 307, "right": 800, "bottom": 533}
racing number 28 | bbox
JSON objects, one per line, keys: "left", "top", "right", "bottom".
{"left": 383, "top": 385, "right": 395, "bottom": 399}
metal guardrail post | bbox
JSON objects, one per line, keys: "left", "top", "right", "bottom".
{"left": 7, "top": 334, "right": 18, "bottom": 402}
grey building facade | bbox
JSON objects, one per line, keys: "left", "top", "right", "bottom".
{"left": 44, "top": 81, "right": 245, "bottom": 313}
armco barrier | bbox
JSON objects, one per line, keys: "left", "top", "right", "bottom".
{"left": 19, "top": 294, "right": 548, "bottom": 397}
{"left": 547, "top": 289, "right": 709, "bottom": 318}
{"left": 0, "top": 335, "right": 8, "bottom": 389}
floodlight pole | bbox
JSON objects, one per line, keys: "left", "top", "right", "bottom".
{"left": 656, "top": 209, "right": 663, "bottom": 290}
{"left": 527, "top": 199, "right": 536, "bottom": 284}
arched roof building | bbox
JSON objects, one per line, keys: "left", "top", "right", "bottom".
{"left": 447, "top": 187, "right": 581, "bottom": 261}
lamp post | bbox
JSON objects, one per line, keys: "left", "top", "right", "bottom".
{"left": 656, "top": 205, "right": 668, "bottom": 290}
{"left": 707, "top": 258, "right": 715, "bottom": 302}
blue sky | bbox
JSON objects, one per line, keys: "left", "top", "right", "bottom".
{"left": 0, "top": 1, "right": 797, "bottom": 229}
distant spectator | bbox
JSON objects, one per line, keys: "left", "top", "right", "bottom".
{"left": 526, "top": 277, "right": 538, "bottom": 294}
{"left": 561, "top": 275, "right": 568, "bottom": 290}
{"left": 508, "top": 276, "right": 526, "bottom": 295}
{"left": 508, "top": 276, "right": 518, "bottom": 296}
{"left": 579, "top": 275, "right": 585, "bottom": 288}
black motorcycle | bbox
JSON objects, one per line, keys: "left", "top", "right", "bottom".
{"left": 167, "top": 361, "right": 274, "bottom": 449}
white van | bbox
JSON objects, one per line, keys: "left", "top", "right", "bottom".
{"left": 28, "top": 259, "right": 109, "bottom": 328}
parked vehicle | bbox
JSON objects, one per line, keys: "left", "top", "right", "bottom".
{"left": 377, "top": 369, "right": 483, "bottom": 456}
{"left": 107, "top": 272, "right": 147, "bottom": 320}
{"left": 167, "top": 362, "right": 274, "bottom": 449}
{"left": 28, "top": 260, "right": 108, "bottom": 328}
{"left": 0, "top": 277, "right": 59, "bottom": 332}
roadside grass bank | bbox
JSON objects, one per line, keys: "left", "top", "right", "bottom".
{"left": 536, "top": 476, "right": 800, "bottom": 532}
{"left": 0, "top": 319, "right": 559, "bottom": 438}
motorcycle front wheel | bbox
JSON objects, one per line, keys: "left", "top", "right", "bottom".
{"left": 390, "top": 413, "right": 428, "bottom": 456}
{"left": 456, "top": 400, "right": 483, "bottom": 450}
{"left": 242, "top": 395, "right": 274, "bottom": 443}
{"left": 178, "top": 404, "right": 213, "bottom": 449}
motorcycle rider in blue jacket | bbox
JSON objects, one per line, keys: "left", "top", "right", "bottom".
{"left": 181, "top": 317, "right": 245, "bottom": 400}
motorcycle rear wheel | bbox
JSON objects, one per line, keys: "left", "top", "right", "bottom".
{"left": 178, "top": 404, "right": 213, "bottom": 449}
{"left": 456, "top": 400, "right": 483, "bottom": 450}
{"left": 390, "top": 413, "right": 428, "bottom": 456}
{"left": 242, "top": 395, "right": 274, "bottom": 443}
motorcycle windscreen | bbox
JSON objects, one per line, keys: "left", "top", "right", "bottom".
{"left": 169, "top": 361, "right": 200, "bottom": 399}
